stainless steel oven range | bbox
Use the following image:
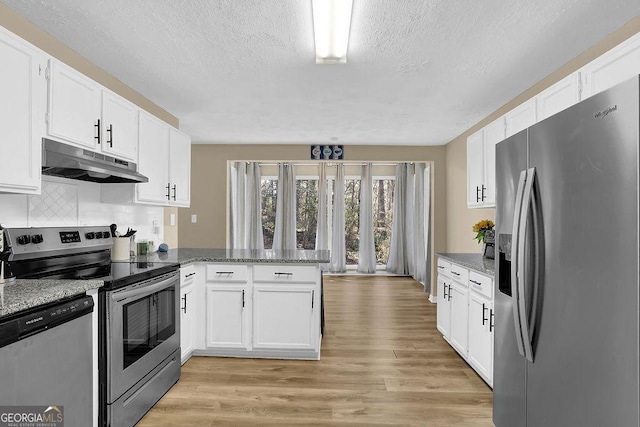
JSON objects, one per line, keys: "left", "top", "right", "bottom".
{"left": 2, "top": 226, "right": 181, "bottom": 427}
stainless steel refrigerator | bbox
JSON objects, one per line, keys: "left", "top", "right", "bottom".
{"left": 494, "top": 75, "right": 639, "bottom": 427}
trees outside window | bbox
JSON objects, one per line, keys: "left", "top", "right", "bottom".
{"left": 261, "top": 173, "right": 394, "bottom": 266}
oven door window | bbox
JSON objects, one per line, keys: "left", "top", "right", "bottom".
{"left": 122, "top": 286, "right": 175, "bottom": 369}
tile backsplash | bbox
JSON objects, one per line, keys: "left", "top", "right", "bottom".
{"left": 0, "top": 177, "right": 164, "bottom": 246}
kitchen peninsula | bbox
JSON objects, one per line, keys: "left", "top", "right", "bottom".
{"left": 135, "top": 248, "right": 330, "bottom": 363}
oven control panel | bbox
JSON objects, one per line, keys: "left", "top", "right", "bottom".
{"left": 60, "top": 231, "right": 81, "bottom": 244}
{"left": 3, "top": 226, "right": 114, "bottom": 260}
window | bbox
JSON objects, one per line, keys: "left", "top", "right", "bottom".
{"left": 261, "top": 178, "right": 277, "bottom": 249}
{"left": 296, "top": 179, "right": 318, "bottom": 249}
{"left": 373, "top": 179, "right": 394, "bottom": 265}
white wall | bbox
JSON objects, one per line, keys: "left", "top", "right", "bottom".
{"left": 0, "top": 176, "right": 164, "bottom": 247}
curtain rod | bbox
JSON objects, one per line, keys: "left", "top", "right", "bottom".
{"left": 250, "top": 162, "right": 425, "bottom": 167}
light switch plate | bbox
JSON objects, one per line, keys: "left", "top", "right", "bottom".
{"left": 170, "top": 213, "right": 176, "bottom": 226}
{"left": 191, "top": 214, "right": 197, "bottom": 223}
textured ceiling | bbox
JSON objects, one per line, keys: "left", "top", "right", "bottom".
{"left": 2, "top": 0, "right": 639, "bottom": 145}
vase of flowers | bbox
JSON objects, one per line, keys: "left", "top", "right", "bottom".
{"left": 473, "top": 219, "right": 495, "bottom": 259}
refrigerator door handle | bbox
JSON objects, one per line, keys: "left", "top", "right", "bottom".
{"left": 511, "top": 170, "right": 528, "bottom": 359}
{"left": 517, "top": 167, "right": 537, "bottom": 363}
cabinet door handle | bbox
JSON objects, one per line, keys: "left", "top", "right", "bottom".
{"left": 242, "top": 289, "right": 245, "bottom": 308}
{"left": 476, "top": 186, "right": 480, "bottom": 202}
{"left": 172, "top": 184, "right": 177, "bottom": 201}
{"left": 482, "top": 303, "right": 488, "bottom": 325}
{"left": 481, "top": 185, "right": 486, "bottom": 201}
{"left": 107, "top": 124, "right": 113, "bottom": 147}
{"left": 489, "top": 309, "right": 495, "bottom": 332}
{"left": 447, "top": 285, "right": 452, "bottom": 301}
{"left": 216, "top": 271, "right": 234, "bottom": 276}
{"left": 443, "top": 282, "right": 448, "bottom": 299}
{"left": 166, "top": 183, "right": 171, "bottom": 200}
{"left": 95, "top": 119, "right": 101, "bottom": 144}
{"left": 311, "top": 290, "right": 315, "bottom": 309}
{"left": 182, "top": 294, "right": 187, "bottom": 313}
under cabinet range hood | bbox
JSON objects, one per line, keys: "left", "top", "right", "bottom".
{"left": 41, "top": 139, "right": 148, "bottom": 184}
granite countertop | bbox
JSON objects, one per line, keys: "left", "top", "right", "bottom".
{"left": 130, "top": 248, "right": 331, "bottom": 266}
{"left": 0, "top": 279, "right": 103, "bottom": 319}
{"left": 437, "top": 253, "right": 495, "bottom": 276}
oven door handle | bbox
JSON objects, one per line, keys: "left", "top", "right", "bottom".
{"left": 112, "top": 273, "right": 178, "bottom": 303}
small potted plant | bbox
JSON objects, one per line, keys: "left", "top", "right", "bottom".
{"left": 473, "top": 219, "right": 495, "bottom": 259}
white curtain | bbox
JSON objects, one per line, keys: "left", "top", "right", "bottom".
{"left": 358, "top": 163, "right": 376, "bottom": 273}
{"left": 330, "top": 164, "right": 346, "bottom": 273}
{"left": 405, "top": 163, "right": 416, "bottom": 276}
{"left": 245, "top": 162, "right": 264, "bottom": 250}
{"left": 273, "top": 163, "right": 297, "bottom": 251}
{"left": 230, "top": 162, "right": 263, "bottom": 250}
{"left": 315, "top": 163, "right": 329, "bottom": 251}
{"left": 386, "top": 163, "right": 408, "bottom": 274}
{"left": 229, "top": 161, "right": 245, "bottom": 250}
{"left": 386, "top": 162, "right": 431, "bottom": 289}
{"left": 413, "top": 163, "right": 427, "bottom": 285}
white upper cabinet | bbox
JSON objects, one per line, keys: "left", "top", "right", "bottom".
{"left": 581, "top": 33, "right": 640, "bottom": 99}
{"left": 47, "top": 59, "right": 101, "bottom": 150}
{"left": 101, "top": 89, "right": 138, "bottom": 161}
{"left": 47, "top": 59, "right": 138, "bottom": 162}
{"left": 168, "top": 128, "right": 191, "bottom": 207}
{"left": 0, "top": 27, "right": 47, "bottom": 195}
{"left": 535, "top": 73, "right": 581, "bottom": 121}
{"left": 505, "top": 98, "right": 537, "bottom": 138}
{"left": 137, "top": 111, "right": 171, "bottom": 204}
{"left": 467, "top": 117, "right": 504, "bottom": 208}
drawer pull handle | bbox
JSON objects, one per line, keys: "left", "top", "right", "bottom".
{"left": 438, "top": 265, "right": 444, "bottom": 269}
{"left": 185, "top": 272, "right": 196, "bottom": 278}
{"left": 452, "top": 272, "right": 460, "bottom": 276}
{"left": 482, "top": 303, "right": 488, "bottom": 325}
{"left": 275, "top": 272, "right": 293, "bottom": 276}
{"left": 216, "top": 271, "right": 235, "bottom": 277}
{"left": 470, "top": 279, "right": 482, "bottom": 286}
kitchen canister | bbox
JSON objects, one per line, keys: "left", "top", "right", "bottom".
{"left": 112, "top": 237, "right": 131, "bottom": 261}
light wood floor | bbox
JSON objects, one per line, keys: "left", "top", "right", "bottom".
{"left": 138, "top": 276, "right": 493, "bottom": 426}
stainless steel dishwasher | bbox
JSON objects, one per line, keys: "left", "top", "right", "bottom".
{"left": 0, "top": 294, "right": 94, "bottom": 426}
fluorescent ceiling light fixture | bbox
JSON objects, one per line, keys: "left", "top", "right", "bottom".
{"left": 312, "top": 0, "right": 353, "bottom": 64}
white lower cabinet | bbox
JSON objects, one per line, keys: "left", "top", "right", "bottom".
{"left": 180, "top": 265, "right": 197, "bottom": 364}
{"left": 205, "top": 284, "right": 250, "bottom": 349}
{"left": 252, "top": 284, "right": 318, "bottom": 351}
{"left": 194, "top": 262, "right": 322, "bottom": 360}
{"left": 449, "top": 281, "right": 469, "bottom": 357}
{"left": 468, "top": 293, "right": 494, "bottom": 386}
{"left": 436, "top": 258, "right": 494, "bottom": 387}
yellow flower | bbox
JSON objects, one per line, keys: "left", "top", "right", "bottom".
{"left": 472, "top": 219, "right": 495, "bottom": 244}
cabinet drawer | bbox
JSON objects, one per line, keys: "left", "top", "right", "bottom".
{"left": 180, "top": 264, "right": 196, "bottom": 283}
{"left": 437, "top": 258, "right": 451, "bottom": 278}
{"left": 450, "top": 264, "right": 469, "bottom": 286}
{"left": 205, "top": 264, "right": 248, "bottom": 282}
{"left": 253, "top": 265, "right": 318, "bottom": 283}
{"left": 469, "top": 271, "right": 492, "bottom": 299}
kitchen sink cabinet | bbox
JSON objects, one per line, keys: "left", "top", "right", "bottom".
{"left": 467, "top": 117, "right": 504, "bottom": 208}
{"left": 46, "top": 59, "right": 139, "bottom": 162}
{"left": 180, "top": 265, "right": 197, "bottom": 364}
{"left": 0, "top": 26, "right": 47, "bottom": 195}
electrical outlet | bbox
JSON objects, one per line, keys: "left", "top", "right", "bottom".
{"left": 191, "top": 214, "right": 197, "bottom": 223}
